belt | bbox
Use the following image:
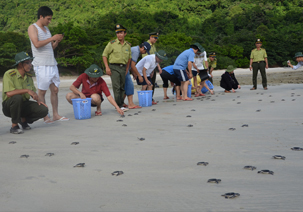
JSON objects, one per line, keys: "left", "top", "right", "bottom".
{"left": 110, "top": 63, "right": 126, "bottom": 67}
{"left": 253, "top": 61, "right": 265, "bottom": 63}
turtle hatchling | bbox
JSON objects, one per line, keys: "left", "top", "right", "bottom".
{"left": 258, "top": 99, "right": 262, "bottom": 101}
{"left": 237, "top": 102, "right": 241, "bottom": 104}
{"left": 116, "top": 119, "right": 123, "bottom": 122}
{"left": 244, "top": 166, "right": 256, "bottom": 171}
{"left": 208, "top": 178, "right": 221, "bottom": 184}
{"left": 186, "top": 115, "right": 191, "bottom": 118}
{"left": 45, "top": 153, "right": 54, "bottom": 157}
{"left": 242, "top": 124, "right": 249, "bottom": 127}
{"left": 270, "top": 101, "right": 275, "bottom": 103}
{"left": 74, "top": 163, "right": 85, "bottom": 168}
{"left": 272, "top": 155, "right": 286, "bottom": 160}
{"left": 197, "top": 162, "right": 208, "bottom": 166}
{"left": 134, "top": 113, "right": 138, "bottom": 115}
{"left": 20, "top": 155, "right": 29, "bottom": 158}
{"left": 71, "top": 142, "right": 79, "bottom": 145}
{"left": 221, "top": 192, "right": 240, "bottom": 199}
{"left": 229, "top": 128, "right": 236, "bottom": 131}
{"left": 187, "top": 124, "right": 193, "bottom": 127}
{"left": 128, "top": 114, "right": 132, "bottom": 116}
{"left": 137, "top": 137, "right": 145, "bottom": 141}
{"left": 152, "top": 109, "right": 156, "bottom": 111}
{"left": 191, "top": 109, "right": 196, "bottom": 111}
{"left": 9, "top": 141, "right": 17, "bottom": 144}
{"left": 122, "top": 124, "right": 127, "bottom": 127}
{"left": 112, "top": 171, "right": 124, "bottom": 176}
{"left": 258, "top": 170, "right": 274, "bottom": 175}
{"left": 256, "top": 109, "right": 261, "bottom": 112}
{"left": 291, "top": 147, "right": 303, "bottom": 151}
{"left": 281, "top": 99, "right": 285, "bottom": 101}
{"left": 138, "top": 111, "right": 141, "bottom": 113}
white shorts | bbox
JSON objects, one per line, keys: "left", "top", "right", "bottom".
{"left": 34, "top": 65, "right": 60, "bottom": 90}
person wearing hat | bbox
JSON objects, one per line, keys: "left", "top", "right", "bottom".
{"left": 207, "top": 52, "right": 217, "bottom": 84}
{"left": 220, "top": 65, "right": 241, "bottom": 93}
{"left": 249, "top": 39, "right": 268, "bottom": 90}
{"left": 123, "top": 41, "right": 151, "bottom": 109}
{"left": 28, "top": 6, "right": 67, "bottom": 123}
{"left": 2, "top": 52, "right": 49, "bottom": 134}
{"left": 135, "top": 50, "right": 168, "bottom": 91}
{"left": 287, "top": 52, "right": 303, "bottom": 70}
{"left": 66, "top": 64, "right": 124, "bottom": 116}
{"left": 102, "top": 24, "right": 132, "bottom": 112}
{"left": 173, "top": 43, "right": 203, "bottom": 101}
{"left": 142, "top": 32, "right": 161, "bottom": 105}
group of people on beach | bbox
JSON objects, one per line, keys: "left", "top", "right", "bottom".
{"left": 2, "top": 6, "right": 302, "bottom": 134}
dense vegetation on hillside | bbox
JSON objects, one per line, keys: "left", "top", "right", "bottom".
{"left": 1, "top": 0, "right": 303, "bottom": 75}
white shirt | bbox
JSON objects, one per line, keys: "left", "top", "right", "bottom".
{"left": 136, "top": 54, "right": 158, "bottom": 77}
{"left": 292, "top": 61, "right": 303, "bottom": 70}
{"left": 192, "top": 51, "right": 207, "bottom": 71}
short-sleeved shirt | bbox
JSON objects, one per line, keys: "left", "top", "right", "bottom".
{"left": 2, "top": 69, "right": 36, "bottom": 102}
{"left": 131, "top": 46, "right": 141, "bottom": 63}
{"left": 207, "top": 57, "right": 217, "bottom": 69}
{"left": 192, "top": 51, "right": 207, "bottom": 71}
{"left": 102, "top": 38, "right": 132, "bottom": 64}
{"left": 173, "top": 48, "right": 195, "bottom": 70}
{"left": 136, "top": 54, "right": 158, "bottom": 77}
{"left": 292, "top": 61, "right": 303, "bottom": 70}
{"left": 142, "top": 40, "right": 156, "bottom": 58}
{"left": 72, "top": 73, "right": 111, "bottom": 98}
{"left": 162, "top": 65, "right": 174, "bottom": 75}
{"left": 250, "top": 48, "right": 267, "bottom": 62}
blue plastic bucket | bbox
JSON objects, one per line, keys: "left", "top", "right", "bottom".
{"left": 72, "top": 98, "right": 92, "bottom": 120}
{"left": 137, "top": 90, "right": 153, "bottom": 107}
{"left": 187, "top": 84, "right": 192, "bottom": 98}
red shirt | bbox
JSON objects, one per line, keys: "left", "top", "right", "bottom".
{"left": 73, "top": 73, "right": 111, "bottom": 98}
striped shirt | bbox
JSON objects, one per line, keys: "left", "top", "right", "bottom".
{"left": 30, "top": 23, "right": 57, "bottom": 66}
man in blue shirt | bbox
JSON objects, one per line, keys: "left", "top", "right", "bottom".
{"left": 173, "top": 43, "right": 203, "bottom": 101}
{"left": 288, "top": 52, "right": 303, "bottom": 70}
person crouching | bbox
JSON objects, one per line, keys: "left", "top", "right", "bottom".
{"left": 220, "top": 65, "right": 241, "bottom": 93}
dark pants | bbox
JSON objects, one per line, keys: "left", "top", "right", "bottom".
{"left": 220, "top": 81, "right": 238, "bottom": 91}
{"left": 160, "top": 70, "right": 181, "bottom": 88}
{"left": 151, "top": 67, "right": 158, "bottom": 98}
{"left": 2, "top": 95, "right": 48, "bottom": 124}
{"left": 109, "top": 64, "right": 126, "bottom": 107}
{"left": 252, "top": 61, "right": 267, "bottom": 89}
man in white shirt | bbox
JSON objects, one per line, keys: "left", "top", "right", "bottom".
{"left": 136, "top": 50, "right": 168, "bottom": 91}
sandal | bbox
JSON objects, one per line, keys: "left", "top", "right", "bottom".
{"left": 163, "top": 97, "right": 170, "bottom": 100}
{"left": 183, "top": 98, "right": 193, "bottom": 101}
{"left": 95, "top": 111, "right": 102, "bottom": 116}
{"left": 129, "top": 105, "right": 142, "bottom": 109}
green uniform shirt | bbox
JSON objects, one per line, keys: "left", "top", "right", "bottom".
{"left": 102, "top": 38, "right": 132, "bottom": 64}
{"left": 2, "top": 69, "right": 36, "bottom": 102}
{"left": 142, "top": 40, "right": 156, "bottom": 58}
{"left": 250, "top": 48, "right": 267, "bottom": 62}
{"left": 207, "top": 58, "right": 217, "bottom": 68}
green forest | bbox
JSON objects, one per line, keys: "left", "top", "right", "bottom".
{"left": 1, "top": 0, "right": 303, "bottom": 75}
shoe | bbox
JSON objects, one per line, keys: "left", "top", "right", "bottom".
{"left": 264, "top": 87, "right": 268, "bottom": 90}
{"left": 95, "top": 111, "right": 102, "bottom": 116}
{"left": 20, "top": 122, "right": 31, "bottom": 130}
{"left": 129, "top": 105, "right": 142, "bottom": 109}
{"left": 10, "top": 125, "right": 23, "bottom": 134}
{"left": 120, "top": 107, "right": 129, "bottom": 112}
{"left": 250, "top": 87, "right": 256, "bottom": 90}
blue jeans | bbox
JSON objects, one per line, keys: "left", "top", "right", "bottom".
{"left": 124, "top": 71, "right": 134, "bottom": 96}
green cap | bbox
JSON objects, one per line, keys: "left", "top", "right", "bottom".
{"left": 84, "top": 64, "right": 103, "bottom": 78}
{"left": 226, "top": 65, "right": 236, "bottom": 73}
{"left": 155, "top": 50, "right": 168, "bottom": 60}
{"left": 294, "top": 52, "right": 303, "bottom": 59}
{"left": 12, "top": 51, "right": 34, "bottom": 66}
{"left": 190, "top": 43, "right": 205, "bottom": 53}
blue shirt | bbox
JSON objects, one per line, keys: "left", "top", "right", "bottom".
{"left": 292, "top": 61, "right": 303, "bottom": 70}
{"left": 173, "top": 48, "right": 195, "bottom": 70}
{"left": 162, "top": 65, "right": 174, "bottom": 75}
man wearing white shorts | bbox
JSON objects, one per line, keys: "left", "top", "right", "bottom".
{"left": 28, "top": 6, "right": 68, "bottom": 123}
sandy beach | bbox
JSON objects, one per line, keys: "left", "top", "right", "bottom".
{"left": 0, "top": 68, "right": 303, "bottom": 212}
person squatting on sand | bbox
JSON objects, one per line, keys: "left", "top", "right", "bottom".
{"left": 2, "top": 52, "right": 48, "bottom": 134}
{"left": 160, "top": 65, "right": 181, "bottom": 100}
{"left": 135, "top": 50, "right": 168, "bottom": 91}
{"left": 220, "top": 65, "right": 241, "bottom": 93}
{"left": 66, "top": 64, "right": 124, "bottom": 116}
{"left": 123, "top": 41, "right": 151, "bottom": 109}
{"left": 28, "top": 6, "right": 68, "bottom": 123}
{"left": 288, "top": 52, "right": 303, "bottom": 70}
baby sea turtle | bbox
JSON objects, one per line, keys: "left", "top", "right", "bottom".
{"left": 152, "top": 109, "right": 156, "bottom": 111}
{"left": 258, "top": 170, "right": 274, "bottom": 175}
{"left": 291, "top": 147, "right": 303, "bottom": 151}
{"left": 20, "top": 155, "right": 29, "bottom": 158}
{"left": 258, "top": 99, "right": 262, "bottom": 101}
{"left": 122, "top": 124, "right": 127, "bottom": 127}
{"left": 269, "top": 95, "right": 272, "bottom": 97}
{"left": 187, "top": 124, "right": 193, "bottom": 127}
{"left": 191, "top": 109, "right": 196, "bottom": 111}
{"left": 242, "top": 124, "right": 249, "bottom": 127}
{"left": 197, "top": 162, "right": 208, "bottom": 166}
{"left": 116, "top": 119, "right": 123, "bottom": 122}
{"left": 256, "top": 109, "right": 261, "bottom": 112}
{"left": 229, "top": 128, "right": 236, "bottom": 131}
{"left": 261, "top": 93, "right": 264, "bottom": 95}
{"left": 120, "top": 115, "right": 125, "bottom": 118}
{"left": 232, "top": 99, "right": 235, "bottom": 101}
{"left": 138, "top": 111, "right": 142, "bottom": 113}
{"left": 9, "top": 141, "right": 17, "bottom": 144}
{"left": 237, "top": 96, "right": 240, "bottom": 98}
{"left": 134, "top": 113, "right": 138, "bottom": 115}
{"left": 237, "top": 102, "right": 241, "bottom": 104}
{"left": 112, "top": 171, "right": 124, "bottom": 176}
{"left": 270, "top": 101, "right": 275, "bottom": 103}
{"left": 292, "top": 99, "right": 296, "bottom": 101}
{"left": 272, "top": 155, "right": 286, "bottom": 160}
{"left": 128, "top": 114, "right": 132, "bottom": 116}
{"left": 173, "top": 104, "right": 176, "bottom": 106}
{"left": 281, "top": 99, "right": 285, "bottom": 101}
{"left": 244, "top": 166, "right": 256, "bottom": 171}
{"left": 74, "top": 163, "right": 85, "bottom": 168}
{"left": 71, "top": 142, "right": 79, "bottom": 145}
{"left": 207, "top": 178, "right": 221, "bottom": 184}
{"left": 297, "top": 95, "right": 301, "bottom": 96}
{"left": 186, "top": 115, "right": 191, "bottom": 118}
{"left": 45, "top": 153, "right": 54, "bottom": 157}
{"left": 221, "top": 192, "right": 240, "bottom": 199}
{"left": 137, "top": 137, "right": 145, "bottom": 141}
{"left": 211, "top": 99, "right": 215, "bottom": 101}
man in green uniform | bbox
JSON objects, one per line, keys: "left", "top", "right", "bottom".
{"left": 207, "top": 52, "right": 217, "bottom": 84}
{"left": 142, "top": 32, "right": 161, "bottom": 105}
{"left": 102, "top": 24, "right": 132, "bottom": 111}
{"left": 2, "top": 52, "right": 48, "bottom": 134}
{"left": 249, "top": 39, "right": 268, "bottom": 90}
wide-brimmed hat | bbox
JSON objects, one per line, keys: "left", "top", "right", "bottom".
{"left": 12, "top": 51, "right": 34, "bottom": 66}
{"left": 255, "top": 39, "right": 262, "bottom": 44}
{"left": 84, "top": 64, "right": 103, "bottom": 78}
{"left": 293, "top": 52, "right": 303, "bottom": 59}
{"left": 226, "top": 65, "right": 236, "bottom": 72}
{"left": 190, "top": 42, "right": 205, "bottom": 53}
{"left": 142, "top": 41, "right": 151, "bottom": 55}
{"left": 155, "top": 50, "right": 168, "bottom": 60}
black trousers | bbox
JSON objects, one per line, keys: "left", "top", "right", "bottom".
{"left": 252, "top": 61, "right": 267, "bottom": 88}
{"left": 160, "top": 70, "right": 181, "bottom": 88}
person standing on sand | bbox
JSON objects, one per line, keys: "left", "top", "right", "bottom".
{"left": 28, "top": 6, "right": 68, "bottom": 123}
{"left": 288, "top": 52, "right": 303, "bottom": 70}
{"left": 249, "top": 39, "right": 268, "bottom": 90}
